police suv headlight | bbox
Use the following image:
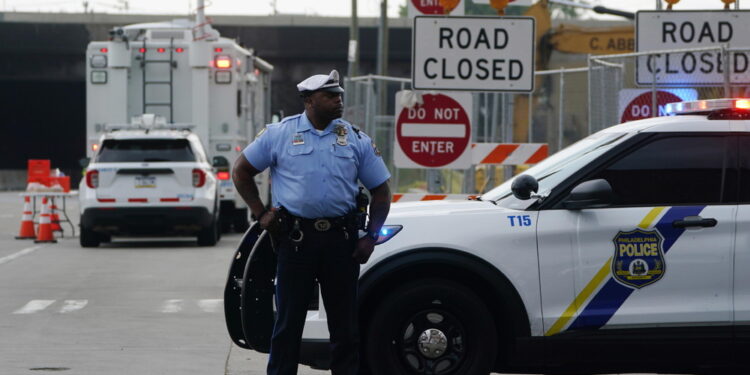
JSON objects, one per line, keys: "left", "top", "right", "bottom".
{"left": 375, "top": 225, "right": 402, "bottom": 245}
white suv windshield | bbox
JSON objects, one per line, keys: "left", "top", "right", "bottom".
{"left": 481, "top": 131, "right": 631, "bottom": 207}
{"left": 95, "top": 139, "right": 196, "bottom": 163}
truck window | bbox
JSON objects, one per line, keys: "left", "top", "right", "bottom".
{"left": 95, "top": 139, "right": 196, "bottom": 162}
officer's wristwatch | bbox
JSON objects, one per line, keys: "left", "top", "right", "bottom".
{"left": 366, "top": 230, "right": 379, "bottom": 241}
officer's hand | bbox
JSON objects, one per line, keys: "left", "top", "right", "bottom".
{"left": 353, "top": 236, "right": 376, "bottom": 264}
{"left": 259, "top": 209, "right": 279, "bottom": 232}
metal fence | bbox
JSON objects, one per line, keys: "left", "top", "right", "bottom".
{"left": 343, "top": 67, "right": 589, "bottom": 195}
{"left": 588, "top": 45, "right": 750, "bottom": 132}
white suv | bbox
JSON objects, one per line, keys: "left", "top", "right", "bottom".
{"left": 279, "top": 99, "right": 750, "bottom": 373}
{"left": 79, "top": 127, "right": 219, "bottom": 247}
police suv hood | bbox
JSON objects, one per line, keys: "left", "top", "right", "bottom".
{"left": 368, "top": 199, "right": 535, "bottom": 270}
{"left": 387, "top": 199, "right": 497, "bottom": 217}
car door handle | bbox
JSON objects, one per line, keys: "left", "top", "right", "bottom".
{"left": 672, "top": 216, "right": 717, "bottom": 229}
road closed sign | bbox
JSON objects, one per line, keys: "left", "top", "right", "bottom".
{"left": 636, "top": 10, "right": 750, "bottom": 86}
{"left": 394, "top": 91, "right": 472, "bottom": 169}
{"left": 412, "top": 16, "right": 535, "bottom": 92}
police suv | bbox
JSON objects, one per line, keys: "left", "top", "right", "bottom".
{"left": 79, "top": 114, "right": 219, "bottom": 247}
{"left": 297, "top": 99, "right": 750, "bottom": 374}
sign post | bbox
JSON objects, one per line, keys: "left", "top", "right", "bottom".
{"left": 394, "top": 91, "right": 472, "bottom": 169}
{"left": 412, "top": 16, "right": 535, "bottom": 92}
{"left": 636, "top": 10, "right": 750, "bottom": 86}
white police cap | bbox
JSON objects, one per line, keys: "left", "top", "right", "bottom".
{"left": 297, "top": 70, "right": 344, "bottom": 94}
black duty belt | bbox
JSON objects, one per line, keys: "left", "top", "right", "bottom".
{"left": 294, "top": 215, "right": 356, "bottom": 232}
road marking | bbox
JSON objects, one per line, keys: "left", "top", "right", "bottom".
{"left": 13, "top": 300, "right": 55, "bottom": 314}
{"left": 161, "top": 299, "right": 184, "bottom": 313}
{"left": 197, "top": 299, "right": 222, "bottom": 313}
{"left": 59, "top": 300, "right": 88, "bottom": 313}
{"left": 0, "top": 246, "right": 43, "bottom": 266}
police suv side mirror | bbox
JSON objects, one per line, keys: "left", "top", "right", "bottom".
{"left": 511, "top": 174, "right": 539, "bottom": 200}
{"left": 562, "top": 179, "right": 615, "bottom": 210}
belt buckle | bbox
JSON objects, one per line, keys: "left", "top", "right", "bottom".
{"left": 313, "top": 219, "right": 331, "bottom": 231}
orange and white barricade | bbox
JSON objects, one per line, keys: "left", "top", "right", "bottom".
{"left": 471, "top": 143, "right": 548, "bottom": 165}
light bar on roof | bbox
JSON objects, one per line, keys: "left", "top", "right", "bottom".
{"left": 665, "top": 99, "right": 750, "bottom": 115}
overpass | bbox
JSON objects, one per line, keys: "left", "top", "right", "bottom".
{"left": 0, "top": 12, "right": 412, "bottom": 188}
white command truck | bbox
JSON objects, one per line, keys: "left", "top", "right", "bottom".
{"left": 85, "top": 17, "right": 273, "bottom": 232}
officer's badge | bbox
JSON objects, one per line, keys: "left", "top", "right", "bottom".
{"left": 334, "top": 124, "right": 348, "bottom": 137}
{"left": 292, "top": 133, "right": 304, "bottom": 145}
{"left": 255, "top": 127, "right": 266, "bottom": 139}
{"left": 334, "top": 124, "right": 348, "bottom": 146}
{"left": 612, "top": 229, "right": 665, "bottom": 289}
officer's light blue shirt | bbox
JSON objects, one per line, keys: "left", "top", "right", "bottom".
{"left": 243, "top": 112, "right": 391, "bottom": 219}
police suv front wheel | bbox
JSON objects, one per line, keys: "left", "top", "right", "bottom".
{"left": 365, "top": 279, "right": 497, "bottom": 375}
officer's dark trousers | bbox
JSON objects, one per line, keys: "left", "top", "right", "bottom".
{"left": 267, "top": 227, "right": 360, "bottom": 375}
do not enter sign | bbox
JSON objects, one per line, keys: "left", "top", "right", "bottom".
{"left": 618, "top": 89, "right": 698, "bottom": 123}
{"left": 394, "top": 91, "right": 472, "bottom": 168}
{"left": 408, "top": 0, "right": 464, "bottom": 18}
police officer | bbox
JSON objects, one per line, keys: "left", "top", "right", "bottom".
{"left": 232, "top": 70, "right": 391, "bottom": 375}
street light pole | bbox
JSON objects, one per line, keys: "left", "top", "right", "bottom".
{"left": 376, "top": 0, "right": 389, "bottom": 116}
{"left": 348, "top": 0, "right": 359, "bottom": 78}
{"left": 376, "top": 0, "right": 388, "bottom": 78}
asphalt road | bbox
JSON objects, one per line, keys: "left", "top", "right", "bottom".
{"left": 0, "top": 191, "right": 667, "bottom": 375}
{"left": 0, "top": 191, "right": 324, "bottom": 375}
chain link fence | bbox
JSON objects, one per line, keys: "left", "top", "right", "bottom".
{"left": 588, "top": 45, "right": 750, "bottom": 132}
{"left": 343, "top": 67, "right": 589, "bottom": 195}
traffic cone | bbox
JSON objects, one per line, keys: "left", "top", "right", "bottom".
{"left": 49, "top": 198, "right": 63, "bottom": 233}
{"left": 35, "top": 197, "right": 57, "bottom": 244}
{"left": 15, "top": 196, "right": 36, "bottom": 240}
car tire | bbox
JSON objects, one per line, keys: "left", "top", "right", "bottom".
{"left": 80, "top": 226, "right": 101, "bottom": 248}
{"left": 365, "top": 278, "right": 497, "bottom": 375}
{"left": 197, "top": 217, "right": 219, "bottom": 247}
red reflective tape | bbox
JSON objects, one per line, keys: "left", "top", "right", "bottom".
{"left": 128, "top": 198, "right": 148, "bottom": 203}
{"left": 525, "top": 144, "right": 549, "bottom": 164}
{"left": 421, "top": 195, "right": 447, "bottom": 201}
{"left": 481, "top": 144, "right": 520, "bottom": 164}
{"left": 97, "top": 198, "right": 115, "bottom": 203}
{"left": 160, "top": 198, "right": 179, "bottom": 202}
{"left": 392, "top": 194, "right": 403, "bottom": 202}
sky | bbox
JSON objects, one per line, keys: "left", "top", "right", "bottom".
{"left": 1, "top": 0, "right": 728, "bottom": 18}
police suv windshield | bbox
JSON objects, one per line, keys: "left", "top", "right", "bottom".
{"left": 481, "top": 131, "right": 630, "bottom": 209}
{"left": 95, "top": 139, "right": 196, "bottom": 162}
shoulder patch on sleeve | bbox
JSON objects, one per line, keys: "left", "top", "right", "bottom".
{"left": 372, "top": 141, "right": 381, "bottom": 157}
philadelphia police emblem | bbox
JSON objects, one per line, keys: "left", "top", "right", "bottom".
{"left": 612, "top": 229, "right": 665, "bottom": 289}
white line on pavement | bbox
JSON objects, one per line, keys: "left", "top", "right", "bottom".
{"left": 161, "top": 299, "right": 184, "bottom": 313}
{"left": 197, "top": 299, "right": 222, "bottom": 313}
{"left": 59, "top": 300, "right": 88, "bottom": 313}
{"left": 0, "top": 245, "right": 43, "bottom": 266}
{"left": 13, "top": 300, "right": 56, "bottom": 314}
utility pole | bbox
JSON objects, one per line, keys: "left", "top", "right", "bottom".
{"left": 347, "top": 0, "right": 359, "bottom": 78}
{"left": 376, "top": 0, "right": 389, "bottom": 119}
{"left": 376, "top": 0, "right": 388, "bottom": 78}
